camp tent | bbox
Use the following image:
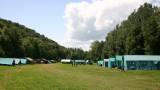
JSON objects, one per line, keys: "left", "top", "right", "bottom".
{"left": 41, "top": 58, "right": 49, "bottom": 64}
{"left": 15, "top": 59, "right": 21, "bottom": 64}
{"left": 115, "top": 56, "right": 123, "bottom": 69}
{"left": 15, "top": 58, "right": 27, "bottom": 64}
{"left": 97, "top": 60, "right": 103, "bottom": 66}
{"left": 103, "top": 59, "right": 109, "bottom": 67}
{"left": 86, "top": 60, "right": 93, "bottom": 65}
{"left": 0, "top": 58, "right": 14, "bottom": 65}
{"left": 108, "top": 58, "right": 116, "bottom": 68}
{"left": 26, "top": 57, "right": 35, "bottom": 64}
{"left": 75, "top": 60, "right": 86, "bottom": 64}
{"left": 0, "top": 58, "right": 27, "bottom": 66}
{"left": 61, "top": 59, "right": 71, "bottom": 64}
{"left": 97, "top": 59, "right": 109, "bottom": 67}
{"left": 20, "top": 59, "right": 27, "bottom": 64}
{"left": 123, "top": 55, "right": 160, "bottom": 70}
{"left": 50, "top": 60, "right": 56, "bottom": 63}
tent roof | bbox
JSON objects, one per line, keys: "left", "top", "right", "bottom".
{"left": 97, "top": 60, "right": 103, "bottom": 64}
{"left": 0, "top": 58, "right": 27, "bottom": 65}
{"left": 61, "top": 59, "right": 71, "bottom": 62}
{"left": 75, "top": 60, "right": 86, "bottom": 62}
{"left": 104, "top": 59, "right": 109, "bottom": 61}
{"left": 26, "top": 58, "right": 34, "bottom": 61}
{"left": 116, "top": 56, "right": 123, "bottom": 61}
{"left": 20, "top": 59, "right": 27, "bottom": 64}
{"left": 124, "top": 55, "right": 160, "bottom": 61}
{"left": 109, "top": 58, "right": 115, "bottom": 61}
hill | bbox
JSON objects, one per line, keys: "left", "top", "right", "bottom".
{"left": 0, "top": 18, "right": 87, "bottom": 61}
{"left": 0, "top": 18, "right": 65, "bottom": 60}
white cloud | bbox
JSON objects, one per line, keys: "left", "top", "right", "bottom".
{"left": 151, "top": 0, "right": 160, "bottom": 6}
{"left": 63, "top": 0, "right": 158, "bottom": 51}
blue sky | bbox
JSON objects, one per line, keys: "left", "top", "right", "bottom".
{"left": 0, "top": 0, "right": 159, "bottom": 51}
{"left": 0, "top": 0, "right": 80, "bottom": 42}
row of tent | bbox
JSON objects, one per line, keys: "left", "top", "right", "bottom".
{"left": 97, "top": 55, "right": 160, "bottom": 70}
{"left": 0, "top": 58, "right": 56, "bottom": 66}
{"left": 0, "top": 58, "right": 27, "bottom": 65}
{"left": 61, "top": 59, "right": 92, "bottom": 65}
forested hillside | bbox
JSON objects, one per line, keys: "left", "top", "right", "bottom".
{"left": 0, "top": 18, "right": 86, "bottom": 60}
{"left": 89, "top": 3, "right": 160, "bottom": 62}
{"left": 0, "top": 18, "right": 60, "bottom": 59}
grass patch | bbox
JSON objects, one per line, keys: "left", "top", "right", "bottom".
{"left": 0, "top": 64, "right": 160, "bottom": 90}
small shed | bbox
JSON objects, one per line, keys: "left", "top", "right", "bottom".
{"left": 108, "top": 57, "right": 116, "bottom": 68}
{"left": 123, "top": 55, "right": 160, "bottom": 70}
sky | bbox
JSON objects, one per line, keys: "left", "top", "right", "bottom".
{"left": 0, "top": 0, "right": 160, "bottom": 51}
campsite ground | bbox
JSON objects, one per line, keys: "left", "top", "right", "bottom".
{"left": 0, "top": 64, "right": 160, "bottom": 90}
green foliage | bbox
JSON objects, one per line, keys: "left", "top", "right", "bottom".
{"left": 89, "top": 40, "right": 104, "bottom": 62}
{"left": 64, "top": 48, "right": 85, "bottom": 60}
{"left": 0, "top": 18, "right": 86, "bottom": 61}
{"left": 102, "top": 3, "right": 160, "bottom": 56}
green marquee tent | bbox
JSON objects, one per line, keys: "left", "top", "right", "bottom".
{"left": 123, "top": 55, "right": 160, "bottom": 71}
{"left": 0, "top": 58, "right": 27, "bottom": 66}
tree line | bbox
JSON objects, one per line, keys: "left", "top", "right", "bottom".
{"left": 0, "top": 18, "right": 87, "bottom": 61}
{"left": 89, "top": 3, "right": 160, "bottom": 62}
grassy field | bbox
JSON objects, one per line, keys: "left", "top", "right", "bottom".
{"left": 0, "top": 64, "right": 160, "bottom": 90}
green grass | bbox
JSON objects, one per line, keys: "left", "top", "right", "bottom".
{"left": 0, "top": 64, "right": 160, "bottom": 90}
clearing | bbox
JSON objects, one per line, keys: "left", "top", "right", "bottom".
{"left": 0, "top": 64, "right": 160, "bottom": 90}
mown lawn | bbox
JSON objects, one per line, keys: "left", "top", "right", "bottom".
{"left": 0, "top": 63, "right": 160, "bottom": 90}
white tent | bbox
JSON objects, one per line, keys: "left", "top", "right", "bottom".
{"left": 61, "top": 59, "right": 71, "bottom": 63}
